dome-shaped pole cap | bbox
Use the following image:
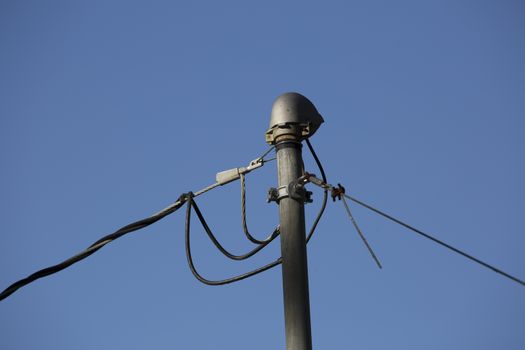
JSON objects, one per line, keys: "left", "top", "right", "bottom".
{"left": 265, "top": 92, "right": 324, "bottom": 144}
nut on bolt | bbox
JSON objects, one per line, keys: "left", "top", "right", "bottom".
{"left": 267, "top": 187, "right": 279, "bottom": 203}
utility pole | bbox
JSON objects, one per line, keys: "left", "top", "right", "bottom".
{"left": 266, "top": 93, "right": 324, "bottom": 350}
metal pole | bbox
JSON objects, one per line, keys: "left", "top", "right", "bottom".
{"left": 266, "top": 93, "right": 324, "bottom": 350}
{"left": 276, "top": 136, "right": 312, "bottom": 350}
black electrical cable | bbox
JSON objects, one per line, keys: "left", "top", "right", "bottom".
{"left": 192, "top": 198, "right": 280, "bottom": 260}
{"left": 185, "top": 194, "right": 282, "bottom": 286}
{"left": 241, "top": 140, "right": 325, "bottom": 245}
{"left": 185, "top": 139, "right": 329, "bottom": 285}
{"left": 305, "top": 139, "right": 328, "bottom": 243}
{"left": 345, "top": 194, "right": 525, "bottom": 287}
{"left": 0, "top": 194, "right": 189, "bottom": 302}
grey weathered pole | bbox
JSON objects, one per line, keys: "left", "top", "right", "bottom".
{"left": 266, "top": 93, "right": 324, "bottom": 350}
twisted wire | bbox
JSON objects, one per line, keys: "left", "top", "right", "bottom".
{"left": 1, "top": 194, "right": 189, "bottom": 301}
{"left": 240, "top": 173, "right": 279, "bottom": 244}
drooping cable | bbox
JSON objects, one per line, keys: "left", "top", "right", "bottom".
{"left": 0, "top": 194, "right": 189, "bottom": 302}
{"left": 238, "top": 145, "right": 278, "bottom": 244}
{"left": 0, "top": 146, "right": 279, "bottom": 302}
{"left": 345, "top": 194, "right": 525, "bottom": 287}
{"left": 192, "top": 198, "right": 280, "bottom": 260}
{"left": 185, "top": 193, "right": 282, "bottom": 286}
{"left": 240, "top": 142, "right": 324, "bottom": 245}
{"left": 305, "top": 139, "right": 328, "bottom": 243}
{"left": 185, "top": 139, "right": 329, "bottom": 285}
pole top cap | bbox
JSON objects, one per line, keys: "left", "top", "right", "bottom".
{"left": 265, "top": 92, "right": 324, "bottom": 144}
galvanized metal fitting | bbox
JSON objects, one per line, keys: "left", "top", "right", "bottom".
{"left": 265, "top": 92, "right": 324, "bottom": 145}
{"left": 267, "top": 180, "right": 313, "bottom": 204}
{"left": 215, "top": 157, "right": 265, "bottom": 186}
{"left": 331, "top": 183, "right": 346, "bottom": 202}
{"left": 267, "top": 186, "right": 286, "bottom": 203}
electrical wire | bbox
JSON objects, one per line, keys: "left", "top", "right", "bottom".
{"left": 185, "top": 194, "right": 282, "bottom": 286}
{"left": 305, "top": 139, "right": 328, "bottom": 243}
{"left": 0, "top": 146, "right": 284, "bottom": 300}
{"left": 185, "top": 139, "right": 329, "bottom": 285}
{"left": 345, "top": 193, "right": 525, "bottom": 287}
{"left": 0, "top": 145, "right": 279, "bottom": 302}
{"left": 0, "top": 142, "right": 328, "bottom": 295}
{"left": 192, "top": 197, "right": 280, "bottom": 260}
{"left": 0, "top": 194, "right": 189, "bottom": 302}
{"left": 0, "top": 175, "right": 232, "bottom": 302}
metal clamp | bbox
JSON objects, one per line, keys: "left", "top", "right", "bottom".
{"left": 301, "top": 172, "right": 346, "bottom": 201}
{"left": 215, "top": 157, "right": 265, "bottom": 186}
{"left": 267, "top": 177, "right": 313, "bottom": 204}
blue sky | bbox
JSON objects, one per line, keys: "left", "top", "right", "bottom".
{"left": 1, "top": 1, "right": 524, "bottom": 349}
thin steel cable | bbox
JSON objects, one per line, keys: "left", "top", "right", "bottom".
{"left": 240, "top": 173, "right": 279, "bottom": 244}
{"left": 341, "top": 196, "right": 382, "bottom": 269}
{"left": 345, "top": 194, "right": 525, "bottom": 287}
{"left": 299, "top": 156, "right": 380, "bottom": 267}
{"left": 258, "top": 145, "right": 276, "bottom": 161}
{"left": 193, "top": 182, "right": 221, "bottom": 198}
{"left": 237, "top": 145, "right": 278, "bottom": 244}
{"left": 191, "top": 197, "right": 279, "bottom": 260}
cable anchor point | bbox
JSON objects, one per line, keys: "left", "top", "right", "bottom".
{"left": 331, "top": 183, "right": 346, "bottom": 202}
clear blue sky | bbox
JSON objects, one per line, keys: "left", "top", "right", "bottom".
{"left": 1, "top": 1, "right": 524, "bottom": 349}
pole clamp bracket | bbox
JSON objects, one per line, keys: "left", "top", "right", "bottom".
{"left": 267, "top": 177, "right": 313, "bottom": 204}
